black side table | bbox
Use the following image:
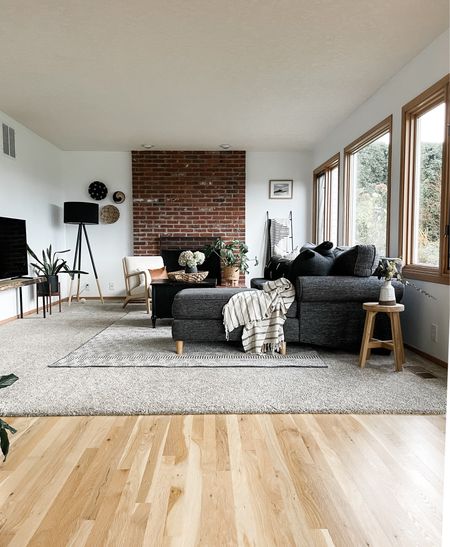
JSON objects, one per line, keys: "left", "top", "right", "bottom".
{"left": 151, "top": 278, "right": 217, "bottom": 327}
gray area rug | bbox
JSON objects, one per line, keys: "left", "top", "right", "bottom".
{"left": 49, "top": 316, "right": 326, "bottom": 368}
{"left": 0, "top": 303, "right": 447, "bottom": 415}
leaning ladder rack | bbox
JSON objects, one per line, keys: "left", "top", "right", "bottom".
{"left": 265, "top": 210, "right": 294, "bottom": 264}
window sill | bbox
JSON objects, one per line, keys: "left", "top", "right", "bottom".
{"left": 402, "top": 265, "right": 449, "bottom": 285}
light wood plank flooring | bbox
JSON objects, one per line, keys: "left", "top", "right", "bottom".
{"left": 0, "top": 414, "right": 444, "bottom": 546}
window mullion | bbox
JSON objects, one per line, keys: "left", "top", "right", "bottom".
{"left": 325, "top": 170, "right": 330, "bottom": 240}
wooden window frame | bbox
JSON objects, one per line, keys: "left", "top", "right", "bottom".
{"left": 343, "top": 115, "right": 393, "bottom": 255}
{"left": 312, "top": 153, "right": 340, "bottom": 243}
{"left": 399, "top": 75, "right": 450, "bottom": 285}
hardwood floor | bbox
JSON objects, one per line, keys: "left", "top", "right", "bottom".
{"left": 0, "top": 414, "right": 444, "bottom": 546}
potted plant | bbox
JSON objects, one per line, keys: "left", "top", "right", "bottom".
{"left": 27, "top": 245, "right": 83, "bottom": 296}
{"left": 373, "top": 258, "right": 435, "bottom": 304}
{"left": 178, "top": 250, "right": 205, "bottom": 273}
{"left": 0, "top": 374, "right": 18, "bottom": 461}
{"left": 204, "top": 238, "right": 258, "bottom": 286}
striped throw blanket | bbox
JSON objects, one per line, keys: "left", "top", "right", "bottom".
{"left": 222, "top": 278, "right": 296, "bottom": 354}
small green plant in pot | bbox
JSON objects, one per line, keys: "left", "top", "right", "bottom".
{"left": 204, "top": 238, "right": 258, "bottom": 286}
{"left": 27, "top": 245, "right": 83, "bottom": 295}
{"left": 0, "top": 374, "right": 18, "bottom": 461}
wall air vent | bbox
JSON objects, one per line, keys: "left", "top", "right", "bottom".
{"left": 2, "top": 123, "right": 15, "bottom": 158}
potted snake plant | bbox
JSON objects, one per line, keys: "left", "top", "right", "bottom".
{"left": 27, "top": 245, "right": 83, "bottom": 296}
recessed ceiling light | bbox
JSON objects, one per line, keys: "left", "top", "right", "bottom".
{"left": 219, "top": 144, "right": 231, "bottom": 150}
{"left": 141, "top": 144, "right": 154, "bottom": 149}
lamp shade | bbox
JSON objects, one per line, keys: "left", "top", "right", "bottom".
{"left": 64, "top": 202, "right": 99, "bottom": 224}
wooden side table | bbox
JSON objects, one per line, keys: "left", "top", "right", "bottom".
{"left": 359, "top": 302, "right": 405, "bottom": 372}
{"left": 0, "top": 276, "right": 48, "bottom": 318}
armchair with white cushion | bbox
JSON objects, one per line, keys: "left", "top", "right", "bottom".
{"left": 122, "top": 256, "right": 164, "bottom": 313}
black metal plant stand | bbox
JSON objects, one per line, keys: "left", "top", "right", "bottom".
{"left": 68, "top": 223, "right": 104, "bottom": 304}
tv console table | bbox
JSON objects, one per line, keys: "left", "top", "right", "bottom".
{"left": 0, "top": 277, "right": 48, "bottom": 318}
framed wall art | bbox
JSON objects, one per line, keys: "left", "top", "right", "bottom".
{"left": 269, "top": 179, "right": 293, "bottom": 199}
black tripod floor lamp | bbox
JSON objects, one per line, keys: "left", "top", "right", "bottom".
{"left": 64, "top": 201, "right": 104, "bottom": 304}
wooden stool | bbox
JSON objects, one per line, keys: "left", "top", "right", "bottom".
{"left": 359, "top": 302, "right": 405, "bottom": 372}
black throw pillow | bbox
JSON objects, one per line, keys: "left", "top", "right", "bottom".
{"left": 331, "top": 244, "right": 376, "bottom": 277}
{"left": 288, "top": 249, "right": 335, "bottom": 281}
{"left": 264, "top": 257, "right": 292, "bottom": 280}
{"left": 300, "top": 241, "right": 334, "bottom": 256}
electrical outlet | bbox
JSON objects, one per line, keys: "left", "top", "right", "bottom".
{"left": 108, "top": 282, "right": 115, "bottom": 291}
{"left": 85, "top": 283, "right": 90, "bottom": 290}
{"left": 431, "top": 323, "right": 438, "bottom": 343}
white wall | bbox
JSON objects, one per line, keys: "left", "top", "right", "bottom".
{"left": 64, "top": 151, "right": 314, "bottom": 294}
{"left": 1, "top": 141, "right": 313, "bottom": 308}
{"left": 312, "top": 29, "right": 450, "bottom": 362}
{"left": 0, "top": 110, "right": 64, "bottom": 321}
{"left": 246, "top": 151, "right": 312, "bottom": 280}
{"left": 61, "top": 152, "right": 132, "bottom": 298}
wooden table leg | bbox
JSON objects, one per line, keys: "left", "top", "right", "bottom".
{"left": 366, "top": 311, "right": 377, "bottom": 362}
{"left": 19, "top": 287, "right": 24, "bottom": 318}
{"left": 390, "top": 312, "right": 405, "bottom": 372}
{"left": 279, "top": 342, "right": 287, "bottom": 355}
{"left": 397, "top": 315, "right": 405, "bottom": 366}
{"left": 359, "top": 310, "right": 377, "bottom": 368}
{"left": 175, "top": 341, "right": 184, "bottom": 355}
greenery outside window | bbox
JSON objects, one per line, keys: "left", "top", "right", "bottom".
{"left": 312, "top": 153, "right": 339, "bottom": 244}
{"left": 343, "top": 116, "right": 392, "bottom": 256}
{"left": 399, "top": 75, "right": 449, "bottom": 284}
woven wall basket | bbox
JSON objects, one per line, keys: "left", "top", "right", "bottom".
{"left": 100, "top": 205, "right": 120, "bottom": 224}
{"left": 167, "top": 270, "right": 209, "bottom": 283}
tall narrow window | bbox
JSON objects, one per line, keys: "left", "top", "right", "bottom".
{"left": 343, "top": 116, "right": 392, "bottom": 256}
{"left": 313, "top": 153, "right": 339, "bottom": 244}
{"left": 400, "top": 75, "right": 449, "bottom": 283}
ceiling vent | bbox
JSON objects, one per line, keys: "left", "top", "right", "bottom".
{"left": 2, "top": 123, "right": 16, "bottom": 158}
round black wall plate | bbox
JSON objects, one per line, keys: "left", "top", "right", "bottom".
{"left": 88, "top": 181, "right": 108, "bottom": 200}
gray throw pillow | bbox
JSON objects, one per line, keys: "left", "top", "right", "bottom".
{"left": 332, "top": 245, "right": 376, "bottom": 277}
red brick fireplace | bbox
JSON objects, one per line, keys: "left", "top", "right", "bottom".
{"left": 131, "top": 150, "right": 246, "bottom": 256}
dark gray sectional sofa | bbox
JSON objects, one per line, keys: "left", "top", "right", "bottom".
{"left": 250, "top": 275, "right": 403, "bottom": 349}
{"left": 171, "top": 243, "right": 404, "bottom": 351}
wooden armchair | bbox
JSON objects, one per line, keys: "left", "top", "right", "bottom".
{"left": 122, "top": 256, "right": 164, "bottom": 313}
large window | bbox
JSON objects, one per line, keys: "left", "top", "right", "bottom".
{"left": 343, "top": 116, "right": 392, "bottom": 256}
{"left": 399, "top": 76, "right": 449, "bottom": 284}
{"left": 312, "top": 153, "right": 339, "bottom": 244}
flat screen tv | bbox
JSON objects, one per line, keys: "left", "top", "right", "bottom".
{"left": 0, "top": 216, "right": 28, "bottom": 279}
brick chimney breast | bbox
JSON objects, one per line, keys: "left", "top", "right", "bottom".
{"left": 132, "top": 150, "right": 246, "bottom": 255}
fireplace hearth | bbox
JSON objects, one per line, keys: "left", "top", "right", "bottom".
{"left": 159, "top": 236, "right": 221, "bottom": 284}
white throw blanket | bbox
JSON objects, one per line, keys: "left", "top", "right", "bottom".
{"left": 222, "top": 278, "right": 295, "bottom": 354}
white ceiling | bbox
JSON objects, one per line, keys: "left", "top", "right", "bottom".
{"left": 0, "top": 1, "right": 448, "bottom": 151}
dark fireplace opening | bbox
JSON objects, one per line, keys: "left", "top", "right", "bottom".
{"left": 160, "top": 236, "right": 222, "bottom": 284}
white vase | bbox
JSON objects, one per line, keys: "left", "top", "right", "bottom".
{"left": 379, "top": 279, "right": 396, "bottom": 306}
